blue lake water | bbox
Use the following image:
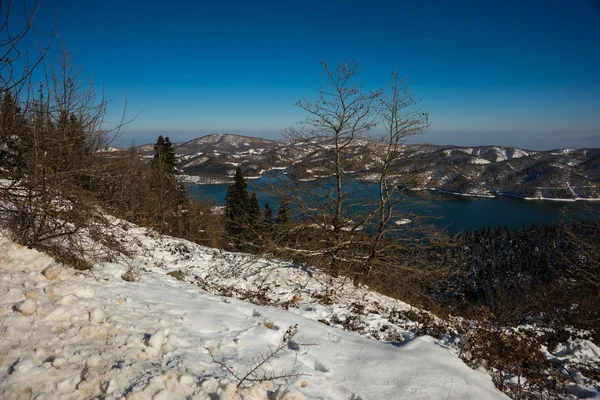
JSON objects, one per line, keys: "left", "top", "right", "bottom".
{"left": 186, "top": 171, "right": 600, "bottom": 234}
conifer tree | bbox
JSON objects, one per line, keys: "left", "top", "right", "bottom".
{"left": 262, "top": 203, "right": 273, "bottom": 231}
{"left": 152, "top": 135, "right": 176, "bottom": 173}
{"left": 163, "top": 136, "right": 176, "bottom": 172}
{"left": 248, "top": 191, "right": 261, "bottom": 226}
{"left": 0, "top": 92, "right": 27, "bottom": 172}
{"left": 276, "top": 196, "right": 291, "bottom": 226}
{"left": 150, "top": 135, "right": 185, "bottom": 227}
{"left": 224, "top": 166, "right": 250, "bottom": 236}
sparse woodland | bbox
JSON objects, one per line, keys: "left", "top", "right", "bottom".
{"left": 1, "top": 2, "right": 599, "bottom": 399}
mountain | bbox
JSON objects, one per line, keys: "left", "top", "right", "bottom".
{"left": 132, "top": 134, "right": 600, "bottom": 200}
{"left": 176, "top": 133, "right": 284, "bottom": 155}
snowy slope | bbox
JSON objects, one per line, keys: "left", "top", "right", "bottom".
{"left": 0, "top": 231, "right": 509, "bottom": 399}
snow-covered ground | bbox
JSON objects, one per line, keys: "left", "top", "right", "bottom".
{"left": 180, "top": 174, "right": 234, "bottom": 185}
{"left": 0, "top": 223, "right": 512, "bottom": 399}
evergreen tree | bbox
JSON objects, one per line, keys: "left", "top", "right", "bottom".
{"left": 0, "top": 92, "right": 27, "bottom": 172}
{"left": 149, "top": 135, "right": 185, "bottom": 228}
{"left": 262, "top": 203, "right": 273, "bottom": 230}
{"left": 224, "top": 166, "right": 250, "bottom": 236}
{"left": 153, "top": 135, "right": 165, "bottom": 163}
{"left": 163, "top": 137, "right": 176, "bottom": 172}
{"left": 152, "top": 135, "right": 176, "bottom": 173}
{"left": 248, "top": 192, "right": 260, "bottom": 226}
{"left": 276, "top": 196, "right": 291, "bottom": 226}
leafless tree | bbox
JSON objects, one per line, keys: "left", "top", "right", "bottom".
{"left": 0, "top": 3, "right": 131, "bottom": 268}
{"left": 359, "top": 69, "right": 429, "bottom": 277}
{"left": 287, "top": 61, "right": 381, "bottom": 233}
{"left": 270, "top": 61, "right": 432, "bottom": 284}
{"left": 1, "top": 0, "right": 58, "bottom": 94}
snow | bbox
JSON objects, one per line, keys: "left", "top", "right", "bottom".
{"left": 469, "top": 158, "right": 491, "bottom": 164}
{"left": 495, "top": 192, "right": 600, "bottom": 202}
{"left": 182, "top": 156, "right": 209, "bottom": 168}
{"left": 41, "top": 263, "right": 62, "bottom": 280}
{"left": 431, "top": 188, "right": 495, "bottom": 198}
{"left": 0, "top": 227, "right": 511, "bottom": 399}
{"left": 180, "top": 174, "right": 234, "bottom": 185}
{"left": 96, "top": 146, "right": 122, "bottom": 153}
{"left": 551, "top": 148, "right": 573, "bottom": 156}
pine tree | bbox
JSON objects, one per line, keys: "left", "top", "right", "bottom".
{"left": 276, "top": 196, "right": 291, "bottom": 226}
{"left": 163, "top": 136, "right": 176, "bottom": 173}
{"left": 248, "top": 192, "right": 260, "bottom": 226}
{"left": 262, "top": 203, "right": 273, "bottom": 231}
{"left": 224, "top": 166, "right": 250, "bottom": 236}
{"left": 0, "top": 92, "right": 27, "bottom": 172}
{"left": 153, "top": 135, "right": 165, "bottom": 165}
{"left": 152, "top": 135, "right": 176, "bottom": 173}
{"left": 150, "top": 135, "right": 185, "bottom": 228}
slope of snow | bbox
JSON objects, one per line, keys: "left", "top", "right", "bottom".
{"left": 0, "top": 231, "right": 509, "bottom": 399}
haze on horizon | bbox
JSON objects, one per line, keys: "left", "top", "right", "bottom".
{"left": 35, "top": 0, "right": 600, "bottom": 150}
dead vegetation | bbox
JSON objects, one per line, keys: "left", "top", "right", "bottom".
{"left": 205, "top": 324, "right": 310, "bottom": 389}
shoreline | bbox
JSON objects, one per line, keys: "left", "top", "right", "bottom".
{"left": 430, "top": 188, "right": 496, "bottom": 199}
{"left": 494, "top": 191, "right": 600, "bottom": 202}
{"left": 183, "top": 172, "right": 600, "bottom": 202}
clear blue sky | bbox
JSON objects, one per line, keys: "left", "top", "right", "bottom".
{"left": 35, "top": 0, "right": 600, "bottom": 149}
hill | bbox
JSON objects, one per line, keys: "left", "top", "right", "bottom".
{"left": 127, "top": 134, "right": 600, "bottom": 200}
{"left": 0, "top": 221, "right": 510, "bottom": 399}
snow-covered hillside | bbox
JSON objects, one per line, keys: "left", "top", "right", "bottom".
{"left": 0, "top": 225, "right": 511, "bottom": 399}
{"left": 115, "top": 133, "right": 600, "bottom": 200}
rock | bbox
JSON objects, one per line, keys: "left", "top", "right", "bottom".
{"left": 16, "top": 299, "right": 37, "bottom": 316}
{"left": 121, "top": 269, "right": 139, "bottom": 282}
{"left": 167, "top": 270, "right": 184, "bottom": 281}
{"left": 25, "top": 289, "right": 39, "bottom": 299}
{"left": 41, "top": 264, "right": 62, "bottom": 280}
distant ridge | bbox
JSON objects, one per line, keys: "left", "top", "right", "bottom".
{"left": 126, "top": 133, "right": 600, "bottom": 200}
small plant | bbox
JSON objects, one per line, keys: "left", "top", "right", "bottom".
{"left": 461, "top": 325, "right": 562, "bottom": 398}
{"left": 205, "top": 324, "right": 310, "bottom": 389}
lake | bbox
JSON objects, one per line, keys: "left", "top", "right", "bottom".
{"left": 186, "top": 171, "right": 600, "bottom": 234}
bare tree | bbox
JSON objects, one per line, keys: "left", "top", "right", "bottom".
{"left": 359, "top": 70, "right": 429, "bottom": 277}
{"left": 0, "top": 3, "right": 131, "bottom": 268}
{"left": 1, "top": 0, "right": 58, "bottom": 94}
{"left": 287, "top": 61, "right": 381, "bottom": 234}
{"left": 281, "top": 61, "right": 382, "bottom": 276}
{"left": 269, "top": 61, "right": 432, "bottom": 285}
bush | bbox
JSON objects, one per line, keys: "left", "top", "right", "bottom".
{"left": 462, "top": 326, "right": 562, "bottom": 399}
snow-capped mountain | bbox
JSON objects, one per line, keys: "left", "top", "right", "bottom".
{"left": 131, "top": 134, "right": 600, "bottom": 200}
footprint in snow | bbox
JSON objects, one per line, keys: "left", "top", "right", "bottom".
{"left": 314, "top": 360, "right": 330, "bottom": 373}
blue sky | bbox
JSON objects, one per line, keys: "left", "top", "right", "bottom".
{"left": 34, "top": 0, "right": 600, "bottom": 149}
